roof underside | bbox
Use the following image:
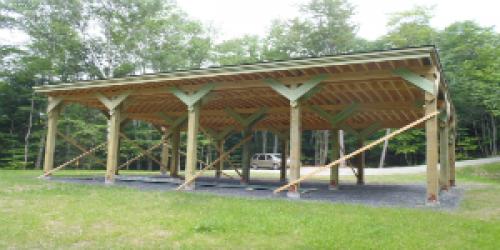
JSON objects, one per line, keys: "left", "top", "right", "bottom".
{"left": 34, "top": 47, "right": 448, "bottom": 132}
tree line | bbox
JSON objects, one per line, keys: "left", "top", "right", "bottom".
{"left": 0, "top": 0, "right": 498, "bottom": 170}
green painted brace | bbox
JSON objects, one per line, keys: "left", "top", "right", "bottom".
{"left": 264, "top": 74, "right": 329, "bottom": 106}
{"left": 357, "top": 122, "right": 382, "bottom": 139}
{"left": 204, "top": 126, "right": 234, "bottom": 141}
{"left": 393, "top": 68, "right": 435, "bottom": 95}
{"left": 156, "top": 112, "right": 188, "bottom": 131}
{"left": 225, "top": 107, "right": 267, "bottom": 128}
{"left": 308, "top": 103, "right": 360, "bottom": 128}
{"left": 170, "top": 83, "right": 215, "bottom": 110}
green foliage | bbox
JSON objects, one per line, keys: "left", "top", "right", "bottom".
{"left": 376, "top": 5, "right": 438, "bottom": 48}
{"left": 214, "top": 35, "right": 262, "bottom": 65}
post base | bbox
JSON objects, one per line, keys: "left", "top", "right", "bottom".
{"left": 182, "top": 183, "right": 195, "bottom": 191}
{"left": 426, "top": 194, "right": 440, "bottom": 206}
{"left": 286, "top": 191, "right": 300, "bottom": 199}
{"left": 328, "top": 185, "right": 339, "bottom": 190}
{"left": 104, "top": 178, "right": 115, "bottom": 185}
{"left": 39, "top": 175, "right": 51, "bottom": 180}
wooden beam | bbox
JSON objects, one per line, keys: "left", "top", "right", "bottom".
{"left": 182, "top": 103, "right": 200, "bottom": 190}
{"left": 160, "top": 131, "right": 169, "bottom": 175}
{"left": 439, "top": 121, "right": 450, "bottom": 190}
{"left": 288, "top": 102, "right": 302, "bottom": 198}
{"left": 330, "top": 129, "right": 340, "bottom": 189}
{"left": 356, "top": 137, "right": 365, "bottom": 185}
{"left": 449, "top": 119, "right": 456, "bottom": 186}
{"left": 43, "top": 98, "right": 62, "bottom": 176}
{"left": 280, "top": 138, "right": 288, "bottom": 183}
{"left": 170, "top": 128, "right": 180, "bottom": 177}
{"left": 264, "top": 74, "right": 328, "bottom": 105}
{"left": 425, "top": 70, "right": 440, "bottom": 204}
{"left": 241, "top": 128, "right": 252, "bottom": 184}
{"left": 105, "top": 105, "right": 122, "bottom": 184}
{"left": 393, "top": 68, "right": 436, "bottom": 95}
{"left": 274, "top": 110, "right": 440, "bottom": 194}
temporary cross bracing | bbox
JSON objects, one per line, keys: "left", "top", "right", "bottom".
{"left": 34, "top": 46, "right": 456, "bottom": 204}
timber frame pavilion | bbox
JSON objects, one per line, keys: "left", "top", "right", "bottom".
{"left": 34, "top": 46, "right": 456, "bottom": 204}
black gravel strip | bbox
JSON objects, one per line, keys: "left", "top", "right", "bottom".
{"left": 49, "top": 175, "right": 464, "bottom": 210}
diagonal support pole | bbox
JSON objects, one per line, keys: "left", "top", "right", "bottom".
{"left": 56, "top": 131, "right": 105, "bottom": 166}
{"left": 176, "top": 135, "right": 253, "bottom": 190}
{"left": 119, "top": 132, "right": 165, "bottom": 169}
{"left": 200, "top": 127, "right": 243, "bottom": 179}
{"left": 39, "top": 142, "right": 107, "bottom": 178}
{"left": 274, "top": 111, "right": 440, "bottom": 194}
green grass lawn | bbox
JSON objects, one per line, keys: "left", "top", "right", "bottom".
{"left": 0, "top": 164, "right": 499, "bottom": 249}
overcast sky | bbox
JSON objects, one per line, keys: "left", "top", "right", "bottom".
{"left": 177, "top": 0, "right": 499, "bottom": 41}
{"left": 1, "top": 0, "right": 498, "bottom": 45}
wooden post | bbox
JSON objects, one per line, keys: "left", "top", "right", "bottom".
{"left": 356, "top": 137, "right": 365, "bottom": 185}
{"left": 114, "top": 134, "right": 122, "bottom": 176}
{"left": 183, "top": 104, "right": 200, "bottom": 190}
{"left": 215, "top": 140, "right": 224, "bottom": 179}
{"left": 43, "top": 97, "right": 62, "bottom": 176}
{"left": 280, "top": 139, "right": 288, "bottom": 183}
{"left": 329, "top": 129, "right": 340, "bottom": 189}
{"left": 241, "top": 128, "right": 251, "bottom": 184}
{"left": 288, "top": 102, "right": 302, "bottom": 198}
{"left": 160, "top": 132, "right": 170, "bottom": 175}
{"left": 449, "top": 120, "right": 456, "bottom": 186}
{"left": 439, "top": 121, "right": 450, "bottom": 190}
{"left": 425, "top": 78, "right": 439, "bottom": 204}
{"left": 105, "top": 106, "right": 122, "bottom": 184}
{"left": 170, "top": 128, "right": 180, "bottom": 177}
{"left": 96, "top": 92, "right": 130, "bottom": 184}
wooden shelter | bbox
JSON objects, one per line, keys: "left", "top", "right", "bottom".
{"left": 34, "top": 46, "right": 456, "bottom": 204}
